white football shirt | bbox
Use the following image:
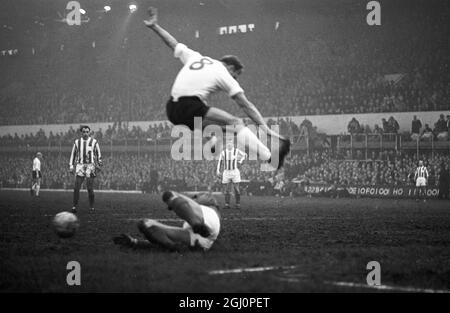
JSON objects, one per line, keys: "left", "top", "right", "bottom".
{"left": 170, "top": 43, "right": 244, "bottom": 102}
{"left": 33, "top": 157, "right": 41, "bottom": 171}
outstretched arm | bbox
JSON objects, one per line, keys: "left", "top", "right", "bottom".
{"left": 237, "top": 150, "right": 247, "bottom": 164}
{"left": 232, "top": 92, "right": 283, "bottom": 140}
{"left": 69, "top": 141, "right": 77, "bottom": 171}
{"left": 144, "top": 7, "right": 178, "bottom": 51}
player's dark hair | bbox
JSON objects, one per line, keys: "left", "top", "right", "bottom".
{"left": 80, "top": 125, "right": 90, "bottom": 132}
{"left": 220, "top": 55, "right": 244, "bottom": 71}
{"left": 162, "top": 191, "right": 174, "bottom": 203}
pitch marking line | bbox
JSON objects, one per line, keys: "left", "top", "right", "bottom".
{"left": 325, "top": 281, "right": 450, "bottom": 293}
{"left": 209, "top": 265, "right": 296, "bottom": 275}
{"left": 205, "top": 265, "right": 450, "bottom": 293}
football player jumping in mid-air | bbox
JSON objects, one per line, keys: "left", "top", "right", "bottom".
{"left": 143, "top": 7, "right": 290, "bottom": 169}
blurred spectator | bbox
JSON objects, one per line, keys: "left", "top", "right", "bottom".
{"left": 149, "top": 166, "right": 159, "bottom": 193}
{"left": 373, "top": 124, "right": 383, "bottom": 135}
{"left": 381, "top": 118, "right": 389, "bottom": 133}
{"left": 388, "top": 116, "right": 400, "bottom": 134}
{"left": 299, "top": 119, "right": 313, "bottom": 136}
{"left": 1, "top": 1, "right": 449, "bottom": 125}
{"left": 421, "top": 124, "right": 433, "bottom": 141}
{"left": 347, "top": 117, "right": 361, "bottom": 134}
{"left": 411, "top": 115, "right": 422, "bottom": 141}
{"left": 438, "top": 163, "right": 450, "bottom": 199}
{"left": 434, "top": 114, "right": 448, "bottom": 141}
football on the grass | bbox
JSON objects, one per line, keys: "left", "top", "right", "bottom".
{"left": 53, "top": 212, "right": 79, "bottom": 238}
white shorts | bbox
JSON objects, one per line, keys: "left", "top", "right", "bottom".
{"left": 183, "top": 205, "right": 221, "bottom": 251}
{"left": 222, "top": 169, "right": 241, "bottom": 184}
{"left": 416, "top": 177, "right": 427, "bottom": 187}
{"left": 75, "top": 163, "right": 96, "bottom": 178}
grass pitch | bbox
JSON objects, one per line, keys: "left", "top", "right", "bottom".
{"left": 1, "top": 190, "right": 449, "bottom": 292}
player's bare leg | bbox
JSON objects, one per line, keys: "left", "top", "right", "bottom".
{"left": 201, "top": 121, "right": 220, "bottom": 153}
{"left": 114, "top": 191, "right": 204, "bottom": 251}
{"left": 165, "top": 191, "right": 217, "bottom": 241}
{"left": 416, "top": 185, "right": 422, "bottom": 202}
{"left": 162, "top": 191, "right": 205, "bottom": 227}
{"left": 86, "top": 177, "right": 95, "bottom": 211}
{"left": 421, "top": 186, "right": 427, "bottom": 202}
{"left": 72, "top": 176, "right": 84, "bottom": 213}
{"left": 234, "top": 182, "right": 241, "bottom": 209}
{"left": 204, "top": 107, "right": 271, "bottom": 160}
{"left": 35, "top": 177, "right": 41, "bottom": 197}
{"left": 127, "top": 190, "right": 207, "bottom": 250}
{"left": 30, "top": 181, "right": 36, "bottom": 196}
{"left": 136, "top": 219, "right": 191, "bottom": 251}
{"left": 114, "top": 220, "right": 191, "bottom": 251}
{"left": 205, "top": 107, "right": 290, "bottom": 169}
{"left": 223, "top": 182, "right": 232, "bottom": 209}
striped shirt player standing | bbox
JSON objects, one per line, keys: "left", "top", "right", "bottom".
{"left": 69, "top": 125, "right": 102, "bottom": 213}
{"left": 217, "top": 140, "right": 247, "bottom": 209}
{"left": 414, "top": 160, "right": 429, "bottom": 202}
{"left": 30, "top": 152, "right": 43, "bottom": 197}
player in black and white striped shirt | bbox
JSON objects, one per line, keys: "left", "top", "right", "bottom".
{"left": 69, "top": 125, "right": 102, "bottom": 213}
{"left": 414, "top": 160, "right": 429, "bottom": 202}
{"left": 217, "top": 140, "right": 246, "bottom": 209}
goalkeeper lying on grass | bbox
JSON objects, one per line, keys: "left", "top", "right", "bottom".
{"left": 113, "top": 191, "right": 221, "bottom": 251}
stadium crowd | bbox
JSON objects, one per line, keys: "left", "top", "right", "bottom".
{"left": 0, "top": 118, "right": 303, "bottom": 146}
{"left": 346, "top": 114, "right": 450, "bottom": 140}
{"left": 0, "top": 1, "right": 448, "bottom": 125}
{"left": 1, "top": 1, "right": 449, "bottom": 198}
{"left": 284, "top": 151, "right": 449, "bottom": 187}
{"left": 2, "top": 112, "right": 449, "bottom": 148}
{"left": 1, "top": 150, "right": 449, "bottom": 197}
